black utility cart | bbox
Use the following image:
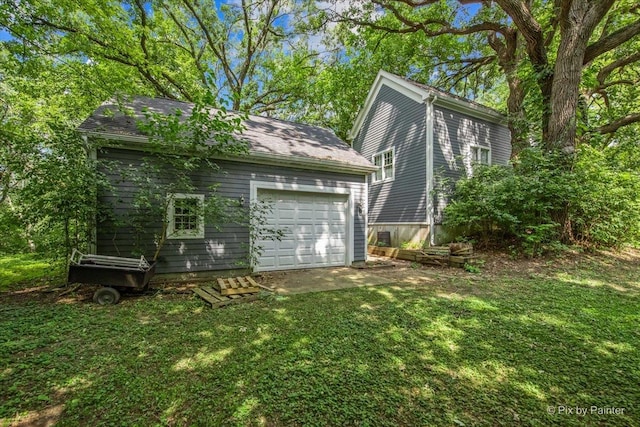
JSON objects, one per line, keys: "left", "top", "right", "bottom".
{"left": 67, "top": 250, "right": 157, "bottom": 304}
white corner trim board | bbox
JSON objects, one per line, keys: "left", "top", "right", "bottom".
{"left": 424, "top": 94, "right": 436, "bottom": 246}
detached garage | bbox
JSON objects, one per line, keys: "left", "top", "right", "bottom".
{"left": 79, "top": 96, "right": 376, "bottom": 274}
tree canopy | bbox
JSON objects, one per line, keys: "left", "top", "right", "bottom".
{"left": 1, "top": 0, "right": 639, "bottom": 254}
{"left": 2, "top": 0, "right": 325, "bottom": 112}
{"left": 328, "top": 0, "right": 640, "bottom": 153}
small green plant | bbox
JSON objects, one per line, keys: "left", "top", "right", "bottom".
{"left": 463, "top": 262, "right": 481, "bottom": 273}
{"left": 410, "top": 261, "right": 420, "bottom": 269}
{"left": 463, "top": 257, "right": 485, "bottom": 273}
{"left": 400, "top": 240, "right": 426, "bottom": 250}
{"left": 242, "top": 199, "right": 285, "bottom": 271}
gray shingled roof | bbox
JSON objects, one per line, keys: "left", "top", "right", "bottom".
{"left": 78, "top": 96, "right": 374, "bottom": 170}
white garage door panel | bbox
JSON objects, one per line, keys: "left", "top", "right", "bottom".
{"left": 259, "top": 258, "right": 276, "bottom": 268}
{"left": 256, "top": 189, "right": 349, "bottom": 271}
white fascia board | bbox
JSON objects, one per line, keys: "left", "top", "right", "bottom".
{"left": 368, "top": 222, "right": 429, "bottom": 225}
{"left": 433, "top": 96, "right": 506, "bottom": 124}
{"left": 80, "top": 132, "right": 148, "bottom": 144}
{"left": 246, "top": 151, "right": 377, "bottom": 175}
{"left": 80, "top": 130, "right": 378, "bottom": 175}
{"left": 348, "top": 70, "right": 425, "bottom": 141}
{"left": 348, "top": 70, "right": 506, "bottom": 142}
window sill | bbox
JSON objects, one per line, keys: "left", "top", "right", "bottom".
{"left": 371, "top": 178, "right": 394, "bottom": 185}
{"left": 166, "top": 233, "right": 205, "bottom": 240}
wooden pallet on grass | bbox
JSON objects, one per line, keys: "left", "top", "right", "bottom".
{"left": 214, "top": 276, "right": 261, "bottom": 296}
{"left": 415, "top": 253, "right": 450, "bottom": 266}
{"left": 193, "top": 276, "right": 271, "bottom": 308}
{"left": 193, "top": 286, "right": 257, "bottom": 308}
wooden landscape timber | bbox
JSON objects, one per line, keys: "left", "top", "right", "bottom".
{"left": 368, "top": 243, "right": 474, "bottom": 268}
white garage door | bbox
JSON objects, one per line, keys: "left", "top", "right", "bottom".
{"left": 255, "top": 190, "right": 349, "bottom": 271}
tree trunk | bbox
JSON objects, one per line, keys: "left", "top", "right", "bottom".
{"left": 488, "top": 30, "right": 528, "bottom": 155}
{"left": 538, "top": 70, "right": 554, "bottom": 147}
{"left": 64, "top": 217, "right": 71, "bottom": 256}
{"left": 506, "top": 74, "right": 527, "bottom": 155}
{"left": 546, "top": 0, "right": 615, "bottom": 153}
{"left": 547, "top": 33, "right": 588, "bottom": 151}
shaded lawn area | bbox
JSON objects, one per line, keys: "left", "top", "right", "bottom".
{"left": 0, "top": 254, "right": 63, "bottom": 290}
{"left": 1, "top": 253, "right": 639, "bottom": 426}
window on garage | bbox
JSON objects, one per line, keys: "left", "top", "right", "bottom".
{"left": 167, "top": 193, "right": 205, "bottom": 239}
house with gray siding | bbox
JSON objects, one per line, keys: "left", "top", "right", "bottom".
{"left": 79, "top": 96, "right": 376, "bottom": 274}
{"left": 350, "top": 70, "right": 512, "bottom": 247}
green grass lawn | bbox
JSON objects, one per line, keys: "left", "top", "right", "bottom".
{"left": 1, "top": 252, "right": 639, "bottom": 426}
{"left": 0, "top": 253, "right": 63, "bottom": 290}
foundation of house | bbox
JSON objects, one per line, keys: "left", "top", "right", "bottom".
{"left": 367, "top": 223, "right": 430, "bottom": 248}
{"left": 367, "top": 223, "right": 456, "bottom": 248}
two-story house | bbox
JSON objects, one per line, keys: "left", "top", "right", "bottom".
{"left": 350, "top": 70, "right": 512, "bottom": 247}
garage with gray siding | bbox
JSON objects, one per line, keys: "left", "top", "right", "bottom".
{"left": 81, "top": 97, "right": 374, "bottom": 274}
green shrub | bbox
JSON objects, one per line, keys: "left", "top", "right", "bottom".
{"left": 400, "top": 240, "right": 426, "bottom": 249}
{"left": 570, "top": 146, "right": 640, "bottom": 247}
{"left": 463, "top": 262, "right": 481, "bottom": 273}
{"left": 444, "top": 147, "right": 640, "bottom": 254}
{"left": 0, "top": 205, "right": 29, "bottom": 254}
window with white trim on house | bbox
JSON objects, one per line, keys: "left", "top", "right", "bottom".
{"left": 470, "top": 145, "right": 490, "bottom": 165}
{"left": 372, "top": 148, "right": 394, "bottom": 183}
{"left": 167, "top": 193, "right": 205, "bottom": 239}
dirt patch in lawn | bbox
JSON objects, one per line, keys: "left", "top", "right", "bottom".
{"left": 2, "top": 248, "right": 639, "bottom": 304}
{"left": 8, "top": 404, "right": 65, "bottom": 427}
{"left": 478, "top": 247, "right": 640, "bottom": 280}
{"left": 0, "top": 281, "right": 200, "bottom": 306}
{"left": 353, "top": 247, "right": 640, "bottom": 293}
{"left": 259, "top": 267, "right": 393, "bottom": 294}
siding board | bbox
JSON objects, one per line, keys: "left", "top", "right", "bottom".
{"left": 432, "top": 106, "right": 512, "bottom": 224}
{"left": 352, "top": 85, "right": 427, "bottom": 223}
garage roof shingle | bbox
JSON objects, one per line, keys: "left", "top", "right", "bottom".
{"left": 79, "top": 96, "right": 374, "bottom": 171}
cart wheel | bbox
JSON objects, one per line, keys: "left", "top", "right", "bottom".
{"left": 93, "top": 287, "right": 121, "bottom": 305}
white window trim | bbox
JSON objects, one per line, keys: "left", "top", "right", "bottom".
{"left": 166, "top": 193, "right": 205, "bottom": 239}
{"left": 470, "top": 144, "right": 491, "bottom": 166}
{"left": 371, "top": 147, "right": 395, "bottom": 184}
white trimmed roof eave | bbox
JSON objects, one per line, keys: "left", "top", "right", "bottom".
{"left": 348, "top": 70, "right": 507, "bottom": 141}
